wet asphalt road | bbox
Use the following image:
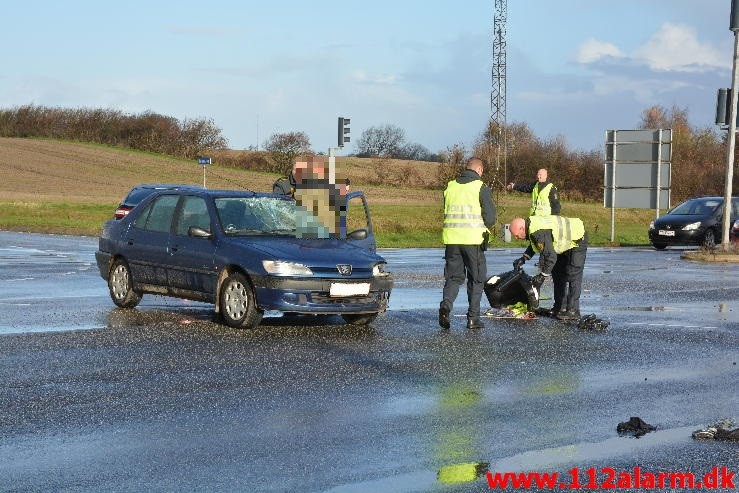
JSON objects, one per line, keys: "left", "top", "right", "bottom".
{"left": 0, "top": 231, "right": 737, "bottom": 492}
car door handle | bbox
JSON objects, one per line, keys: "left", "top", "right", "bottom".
{"left": 127, "top": 239, "right": 134, "bottom": 246}
{"left": 169, "top": 245, "right": 178, "bottom": 253}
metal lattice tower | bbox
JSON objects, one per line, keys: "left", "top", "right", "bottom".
{"left": 491, "top": 0, "right": 507, "bottom": 183}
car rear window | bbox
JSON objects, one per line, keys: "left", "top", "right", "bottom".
{"left": 124, "top": 187, "right": 159, "bottom": 205}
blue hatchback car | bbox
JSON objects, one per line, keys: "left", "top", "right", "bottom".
{"left": 95, "top": 188, "right": 393, "bottom": 328}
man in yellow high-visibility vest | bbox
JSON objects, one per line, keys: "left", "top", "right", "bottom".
{"left": 506, "top": 168, "right": 561, "bottom": 216}
{"left": 509, "top": 215, "right": 588, "bottom": 321}
{"left": 439, "top": 157, "right": 496, "bottom": 330}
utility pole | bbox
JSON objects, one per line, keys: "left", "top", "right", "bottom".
{"left": 491, "top": 0, "right": 507, "bottom": 185}
{"left": 723, "top": 0, "right": 739, "bottom": 251}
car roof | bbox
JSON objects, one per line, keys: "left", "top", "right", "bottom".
{"left": 148, "top": 188, "right": 286, "bottom": 199}
{"left": 130, "top": 183, "right": 204, "bottom": 191}
{"left": 684, "top": 196, "right": 738, "bottom": 201}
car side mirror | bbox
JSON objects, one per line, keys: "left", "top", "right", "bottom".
{"left": 188, "top": 226, "right": 212, "bottom": 239}
{"left": 347, "top": 229, "right": 368, "bottom": 240}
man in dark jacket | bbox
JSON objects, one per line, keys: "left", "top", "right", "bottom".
{"left": 273, "top": 162, "right": 298, "bottom": 197}
{"left": 509, "top": 215, "right": 587, "bottom": 321}
{"left": 506, "top": 168, "right": 561, "bottom": 216}
{"left": 439, "top": 157, "right": 497, "bottom": 330}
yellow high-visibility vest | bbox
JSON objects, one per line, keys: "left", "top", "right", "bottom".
{"left": 442, "top": 180, "right": 487, "bottom": 245}
{"left": 528, "top": 215, "right": 584, "bottom": 253}
{"left": 531, "top": 183, "right": 553, "bottom": 216}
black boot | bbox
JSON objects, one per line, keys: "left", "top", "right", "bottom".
{"left": 438, "top": 307, "right": 451, "bottom": 329}
{"left": 556, "top": 309, "right": 581, "bottom": 321}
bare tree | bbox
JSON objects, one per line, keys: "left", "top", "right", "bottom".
{"left": 356, "top": 124, "right": 406, "bottom": 157}
{"left": 263, "top": 131, "right": 312, "bottom": 174}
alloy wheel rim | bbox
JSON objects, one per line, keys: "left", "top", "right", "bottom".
{"left": 225, "top": 281, "right": 247, "bottom": 319}
{"left": 111, "top": 265, "right": 128, "bottom": 300}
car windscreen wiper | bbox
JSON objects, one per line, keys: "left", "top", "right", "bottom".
{"left": 224, "top": 228, "right": 267, "bottom": 235}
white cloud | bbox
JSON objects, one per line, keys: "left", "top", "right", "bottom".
{"left": 575, "top": 38, "right": 624, "bottom": 64}
{"left": 633, "top": 23, "right": 729, "bottom": 72}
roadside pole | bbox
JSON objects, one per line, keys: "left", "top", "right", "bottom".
{"left": 197, "top": 156, "right": 211, "bottom": 188}
{"left": 723, "top": 4, "right": 739, "bottom": 251}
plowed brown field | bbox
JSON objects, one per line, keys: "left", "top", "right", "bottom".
{"left": 0, "top": 138, "right": 440, "bottom": 205}
{"left": 0, "top": 138, "right": 275, "bottom": 203}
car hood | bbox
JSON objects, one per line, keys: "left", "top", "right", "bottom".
{"left": 654, "top": 214, "right": 710, "bottom": 227}
{"left": 226, "top": 236, "right": 385, "bottom": 266}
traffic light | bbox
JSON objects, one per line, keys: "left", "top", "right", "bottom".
{"left": 715, "top": 88, "right": 739, "bottom": 126}
{"left": 338, "top": 117, "right": 350, "bottom": 147}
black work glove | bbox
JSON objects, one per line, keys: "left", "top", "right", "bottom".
{"left": 513, "top": 256, "right": 526, "bottom": 270}
{"left": 531, "top": 273, "right": 548, "bottom": 289}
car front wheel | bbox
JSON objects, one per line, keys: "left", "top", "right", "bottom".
{"left": 341, "top": 313, "right": 378, "bottom": 325}
{"left": 108, "top": 258, "right": 141, "bottom": 308}
{"left": 219, "top": 272, "right": 263, "bottom": 329}
{"left": 702, "top": 229, "right": 717, "bottom": 248}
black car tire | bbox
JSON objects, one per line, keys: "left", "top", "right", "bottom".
{"left": 652, "top": 243, "right": 667, "bottom": 250}
{"left": 219, "top": 272, "right": 263, "bottom": 329}
{"left": 702, "top": 229, "right": 717, "bottom": 248}
{"left": 341, "top": 313, "right": 378, "bottom": 325}
{"left": 108, "top": 258, "right": 142, "bottom": 308}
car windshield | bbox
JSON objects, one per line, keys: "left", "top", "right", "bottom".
{"left": 669, "top": 198, "right": 721, "bottom": 216}
{"left": 216, "top": 197, "right": 296, "bottom": 235}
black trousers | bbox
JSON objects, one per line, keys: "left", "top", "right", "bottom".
{"left": 551, "top": 233, "right": 588, "bottom": 312}
{"left": 441, "top": 244, "right": 487, "bottom": 319}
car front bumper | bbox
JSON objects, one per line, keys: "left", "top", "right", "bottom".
{"left": 252, "top": 275, "right": 394, "bottom": 314}
{"left": 648, "top": 228, "right": 705, "bottom": 246}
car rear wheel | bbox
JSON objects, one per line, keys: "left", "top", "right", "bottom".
{"left": 219, "top": 272, "right": 263, "bottom": 329}
{"left": 341, "top": 313, "right": 378, "bottom": 325}
{"left": 651, "top": 243, "right": 667, "bottom": 250}
{"left": 702, "top": 229, "right": 716, "bottom": 248}
{"left": 108, "top": 259, "right": 141, "bottom": 308}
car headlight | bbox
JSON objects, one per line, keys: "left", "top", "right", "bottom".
{"left": 373, "top": 262, "right": 389, "bottom": 277}
{"left": 262, "top": 260, "right": 312, "bottom": 275}
{"left": 649, "top": 221, "right": 654, "bottom": 229}
{"left": 682, "top": 222, "right": 701, "bottom": 231}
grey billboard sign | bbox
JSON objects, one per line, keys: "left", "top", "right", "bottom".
{"left": 604, "top": 129, "right": 672, "bottom": 241}
{"left": 604, "top": 129, "right": 672, "bottom": 210}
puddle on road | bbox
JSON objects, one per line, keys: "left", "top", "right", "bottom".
{"left": 321, "top": 426, "right": 704, "bottom": 492}
{"left": 491, "top": 425, "right": 697, "bottom": 472}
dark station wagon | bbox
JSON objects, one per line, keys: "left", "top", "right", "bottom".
{"left": 95, "top": 188, "right": 393, "bottom": 328}
{"left": 648, "top": 196, "right": 739, "bottom": 249}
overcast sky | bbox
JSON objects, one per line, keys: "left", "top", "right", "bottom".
{"left": 1, "top": 0, "right": 733, "bottom": 154}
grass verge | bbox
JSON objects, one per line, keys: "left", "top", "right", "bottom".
{"left": 1, "top": 199, "right": 658, "bottom": 248}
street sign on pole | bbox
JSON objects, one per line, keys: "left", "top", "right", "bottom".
{"left": 197, "top": 156, "right": 211, "bottom": 188}
{"left": 604, "top": 129, "right": 672, "bottom": 242}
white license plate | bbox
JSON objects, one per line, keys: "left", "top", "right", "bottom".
{"left": 658, "top": 230, "right": 675, "bottom": 236}
{"left": 330, "top": 282, "right": 370, "bottom": 297}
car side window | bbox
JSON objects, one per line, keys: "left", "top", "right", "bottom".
{"left": 174, "top": 196, "right": 210, "bottom": 235}
{"left": 733, "top": 199, "right": 739, "bottom": 217}
{"left": 135, "top": 195, "right": 179, "bottom": 233}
